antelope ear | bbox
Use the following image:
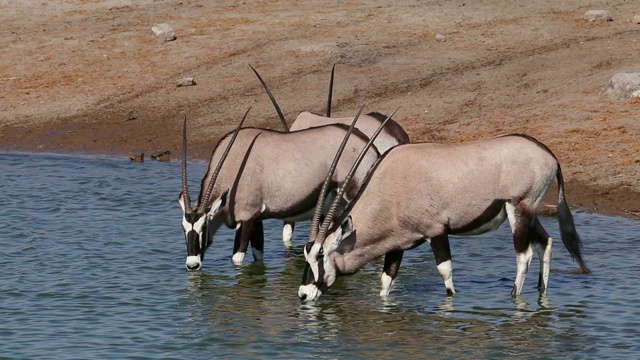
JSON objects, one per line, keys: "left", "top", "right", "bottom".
{"left": 178, "top": 191, "right": 186, "bottom": 212}
{"left": 206, "top": 189, "right": 228, "bottom": 220}
{"left": 341, "top": 216, "right": 354, "bottom": 240}
{"left": 332, "top": 216, "right": 354, "bottom": 247}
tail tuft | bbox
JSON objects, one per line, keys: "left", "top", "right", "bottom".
{"left": 556, "top": 166, "right": 591, "bottom": 274}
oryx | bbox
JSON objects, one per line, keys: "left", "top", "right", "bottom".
{"left": 299, "top": 134, "right": 590, "bottom": 301}
{"left": 179, "top": 106, "right": 382, "bottom": 270}
{"left": 250, "top": 64, "right": 410, "bottom": 243}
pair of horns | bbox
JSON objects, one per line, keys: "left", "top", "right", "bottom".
{"left": 309, "top": 106, "right": 399, "bottom": 244}
{"left": 249, "top": 63, "right": 336, "bottom": 130}
{"left": 181, "top": 108, "right": 251, "bottom": 213}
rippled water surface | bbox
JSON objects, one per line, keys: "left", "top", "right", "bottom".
{"left": 1, "top": 152, "right": 638, "bottom": 359}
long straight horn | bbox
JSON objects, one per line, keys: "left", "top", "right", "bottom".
{"left": 248, "top": 64, "right": 289, "bottom": 132}
{"left": 182, "top": 114, "right": 193, "bottom": 213}
{"left": 201, "top": 107, "right": 252, "bottom": 209}
{"left": 316, "top": 108, "right": 400, "bottom": 243}
{"left": 326, "top": 64, "right": 336, "bottom": 117}
{"left": 308, "top": 104, "right": 365, "bottom": 243}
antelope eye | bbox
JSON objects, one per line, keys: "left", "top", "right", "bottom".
{"left": 316, "top": 247, "right": 324, "bottom": 260}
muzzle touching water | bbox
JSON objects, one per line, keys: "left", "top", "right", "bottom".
{"left": 298, "top": 243, "right": 326, "bottom": 301}
{"left": 185, "top": 229, "right": 203, "bottom": 271}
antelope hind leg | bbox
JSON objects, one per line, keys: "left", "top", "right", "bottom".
{"left": 380, "top": 250, "right": 404, "bottom": 296}
{"left": 530, "top": 217, "right": 552, "bottom": 292}
{"left": 506, "top": 203, "right": 534, "bottom": 296}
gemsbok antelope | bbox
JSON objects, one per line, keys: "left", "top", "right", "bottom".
{"left": 250, "top": 64, "right": 410, "bottom": 243}
{"left": 179, "top": 106, "right": 382, "bottom": 270}
{"left": 298, "top": 134, "right": 590, "bottom": 301}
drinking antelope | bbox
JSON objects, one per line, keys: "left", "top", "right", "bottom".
{"left": 299, "top": 134, "right": 590, "bottom": 301}
{"left": 179, "top": 106, "right": 381, "bottom": 270}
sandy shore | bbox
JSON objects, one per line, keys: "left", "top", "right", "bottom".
{"left": 1, "top": 0, "right": 638, "bottom": 219}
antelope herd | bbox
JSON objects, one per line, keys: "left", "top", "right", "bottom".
{"left": 179, "top": 65, "right": 589, "bottom": 302}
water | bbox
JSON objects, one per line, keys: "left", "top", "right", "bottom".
{"left": 0, "top": 152, "right": 638, "bottom": 359}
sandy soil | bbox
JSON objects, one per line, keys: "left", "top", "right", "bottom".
{"left": 1, "top": 0, "right": 639, "bottom": 219}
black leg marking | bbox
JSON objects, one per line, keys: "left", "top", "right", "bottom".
{"left": 381, "top": 250, "right": 404, "bottom": 296}
{"left": 250, "top": 220, "right": 265, "bottom": 259}
{"left": 511, "top": 206, "right": 533, "bottom": 296}
{"left": 430, "top": 234, "right": 455, "bottom": 296}
{"left": 530, "top": 217, "right": 551, "bottom": 290}
{"left": 383, "top": 250, "right": 404, "bottom": 279}
{"left": 232, "top": 221, "right": 252, "bottom": 260}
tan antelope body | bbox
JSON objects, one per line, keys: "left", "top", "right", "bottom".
{"left": 299, "top": 134, "right": 590, "bottom": 301}
{"left": 179, "top": 118, "right": 381, "bottom": 270}
{"left": 291, "top": 111, "right": 409, "bottom": 154}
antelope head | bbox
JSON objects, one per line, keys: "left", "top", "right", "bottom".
{"left": 178, "top": 109, "right": 250, "bottom": 271}
{"left": 299, "top": 107, "right": 398, "bottom": 301}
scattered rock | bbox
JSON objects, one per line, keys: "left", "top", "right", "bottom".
{"left": 604, "top": 73, "right": 640, "bottom": 101}
{"left": 126, "top": 109, "right": 137, "bottom": 120}
{"left": 176, "top": 77, "right": 197, "bottom": 87}
{"left": 129, "top": 151, "right": 144, "bottom": 162}
{"left": 435, "top": 34, "right": 446, "bottom": 42}
{"left": 151, "top": 150, "right": 171, "bottom": 161}
{"left": 151, "top": 23, "right": 176, "bottom": 43}
{"left": 537, "top": 204, "right": 558, "bottom": 217}
{"left": 584, "top": 10, "right": 612, "bottom": 22}
{"left": 633, "top": 15, "right": 640, "bottom": 24}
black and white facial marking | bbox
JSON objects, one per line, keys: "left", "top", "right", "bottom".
{"left": 298, "top": 242, "right": 327, "bottom": 301}
{"left": 298, "top": 218, "right": 352, "bottom": 301}
{"left": 182, "top": 211, "right": 209, "bottom": 271}
{"left": 179, "top": 190, "right": 227, "bottom": 271}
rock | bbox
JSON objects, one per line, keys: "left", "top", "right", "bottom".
{"left": 151, "top": 150, "right": 171, "bottom": 161}
{"left": 633, "top": 15, "right": 640, "bottom": 24}
{"left": 584, "top": 10, "right": 612, "bottom": 22}
{"left": 176, "top": 77, "right": 197, "bottom": 87}
{"left": 605, "top": 73, "right": 640, "bottom": 101}
{"left": 126, "top": 109, "right": 137, "bottom": 120}
{"left": 537, "top": 204, "right": 558, "bottom": 217}
{"left": 151, "top": 23, "right": 176, "bottom": 43}
{"left": 129, "top": 152, "right": 144, "bottom": 162}
{"left": 435, "top": 34, "right": 446, "bottom": 42}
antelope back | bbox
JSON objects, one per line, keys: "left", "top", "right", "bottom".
{"left": 337, "top": 136, "right": 560, "bottom": 242}
{"left": 291, "top": 111, "right": 409, "bottom": 154}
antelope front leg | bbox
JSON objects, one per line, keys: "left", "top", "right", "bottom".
{"left": 380, "top": 250, "right": 404, "bottom": 296}
{"left": 430, "top": 234, "right": 456, "bottom": 296}
{"left": 232, "top": 221, "right": 252, "bottom": 265}
{"left": 250, "top": 220, "right": 264, "bottom": 261}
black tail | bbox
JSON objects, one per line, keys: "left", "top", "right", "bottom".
{"left": 556, "top": 165, "right": 591, "bottom": 274}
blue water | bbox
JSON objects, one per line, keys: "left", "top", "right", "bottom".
{"left": 0, "top": 152, "right": 638, "bottom": 359}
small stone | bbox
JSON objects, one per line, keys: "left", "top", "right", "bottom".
{"left": 151, "top": 150, "right": 171, "bottom": 161}
{"left": 126, "top": 109, "right": 137, "bottom": 120}
{"left": 151, "top": 23, "right": 176, "bottom": 43}
{"left": 435, "top": 34, "right": 446, "bottom": 42}
{"left": 176, "top": 77, "right": 197, "bottom": 87}
{"left": 38, "top": 56, "right": 45, "bottom": 62}
{"left": 633, "top": 15, "right": 640, "bottom": 24}
{"left": 129, "top": 152, "right": 144, "bottom": 162}
{"left": 538, "top": 204, "right": 558, "bottom": 217}
{"left": 605, "top": 73, "right": 640, "bottom": 101}
{"left": 584, "top": 10, "right": 612, "bottom": 22}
